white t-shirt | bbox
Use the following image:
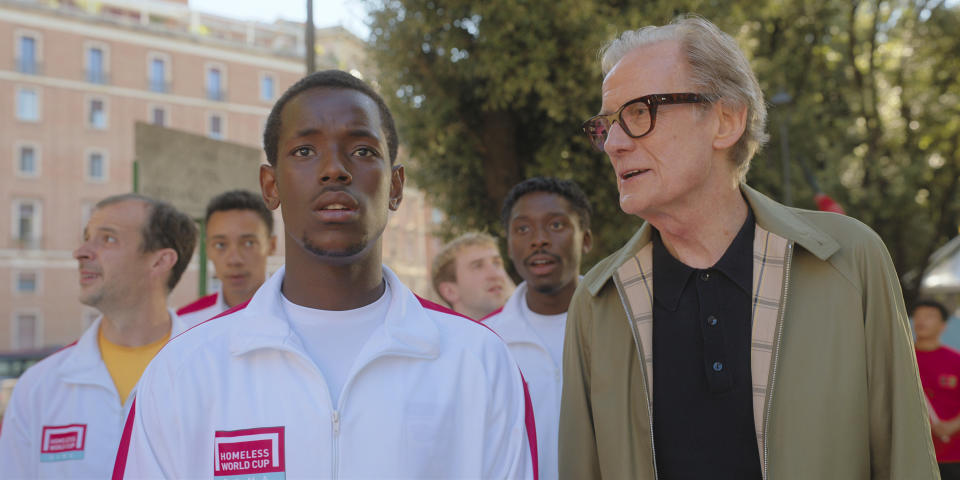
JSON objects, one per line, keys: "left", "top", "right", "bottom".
{"left": 281, "top": 284, "right": 390, "bottom": 407}
{"left": 522, "top": 299, "right": 568, "bottom": 369}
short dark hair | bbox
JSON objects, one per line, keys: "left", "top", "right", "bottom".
{"left": 95, "top": 194, "right": 197, "bottom": 292}
{"left": 914, "top": 299, "right": 951, "bottom": 323}
{"left": 262, "top": 69, "right": 399, "bottom": 166}
{"left": 501, "top": 177, "right": 593, "bottom": 231}
{"left": 205, "top": 190, "right": 274, "bottom": 236}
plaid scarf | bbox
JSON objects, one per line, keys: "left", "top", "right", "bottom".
{"left": 612, "top": 224, "right": 792, "bottom": 468}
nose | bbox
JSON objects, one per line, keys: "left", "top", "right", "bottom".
{"left": 530, "top": 226, "right": 549, "bottom": 249}
{"left": 225, "top": 245, "right": 243, "bottom": 266}
{"left": 318, "top": 147, "right": 352, "bottom": 184}
{"left": 603, "top": 121, "right": 634, "bottom": 156}
{"left": 73, "top": 241, "right": 94, "bottom": 261}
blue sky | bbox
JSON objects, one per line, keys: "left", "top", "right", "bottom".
{"left": 189, "top": 0, "right": 370, "bottom": 38}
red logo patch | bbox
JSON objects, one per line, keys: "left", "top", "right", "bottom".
{"left": 214, "top": 426, "right": 285, "bottom": 478}
{"left": 40, "top": 424, "right": 87, "bottom": 462}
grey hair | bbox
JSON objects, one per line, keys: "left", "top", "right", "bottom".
{"left": 600, "top": 15, "right": 768, "bottom": 180}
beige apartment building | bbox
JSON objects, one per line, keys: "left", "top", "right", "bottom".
{"left": 0, "top": 0, "right": 441, "bottom": 357}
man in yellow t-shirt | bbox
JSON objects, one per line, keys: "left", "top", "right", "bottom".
{"left": 0, "top": 194, "right": 197, "bottom": 479}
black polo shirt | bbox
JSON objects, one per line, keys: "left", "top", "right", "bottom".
{"left": 650, "top": 207, "right": 762, "bottom": 480}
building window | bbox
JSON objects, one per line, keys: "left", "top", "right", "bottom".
{"left": 260, "top": 73, "right": 275, "bottom": 101}
{"left": 148, "top": 54, "right": 170, "bottom": 93}
{"left": 88, "top": 98, "right": 107, "bottom": 129}
{"left": 87, "top": 151, "right": 107, "bottom": 182}
{"left": 16, "top": 271, "right": 38, "bottom": 293}
{"left": 86, "top": 46, "right": 107, "bottom": 84}
{"left": 16, "top": 144, "right": 39, "bottom": 177}
{"left": 150, "top": 105, "right": 167, "bottom": 126}
{"left": 16, "top": 87, "right": 39, "bottom": 122}
{"left": 13, "top": 312, "right": 40, "bottom": 350}
{"left": 13, "top": 199, "right": 42, "bottom": 248}
{"left": 209, "top": 113, "right": 223, "bottom": 140}
{"left": 17, "top": 34, "right": 38, "bottom": 74}
{"left": 206, "top": 66, "right": 224, "bottom": 101}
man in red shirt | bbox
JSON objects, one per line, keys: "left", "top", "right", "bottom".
{"left": 914, "top": 299, "right": 960, "bottom": 479}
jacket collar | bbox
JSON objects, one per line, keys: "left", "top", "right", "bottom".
{"left": 226, "top": 265, "right": 441, "bottom": 360}
{"left": 483, "top": 282, "right": 545, "bottom": 347}
{"left": 57, "top": 308, "right": 189, "bottom": 387}
{"left": 587, "top": 183, "right": 840, "bottom": 296}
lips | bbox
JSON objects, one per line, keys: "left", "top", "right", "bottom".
{"left": 312, "top": 190, "right": 360, "bottom": 222}
{"left": 78, "top": 268, "right": 101, "bottom": 286}
{"left": 222, "top": 273, "right": 249, "bottom": 285}
{"left": 620, "top": 168, "right": 649, "bottom": 180}
{"left": 525, "top": 252, "right": 561, "bottom": 276}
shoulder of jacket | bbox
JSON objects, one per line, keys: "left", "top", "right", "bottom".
{"left": 9, "top": 345, "right": 76, "bottom": 397}
{"left": 176, "top": 292, "right": 219, "bottom": 315}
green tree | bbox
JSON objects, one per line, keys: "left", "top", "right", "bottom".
{"left": 367, "top": 0, "right": 960, "bottom": 302}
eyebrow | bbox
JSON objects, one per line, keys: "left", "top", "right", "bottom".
{"left": 292, "top": 126, "right": 383, "bottom": 142}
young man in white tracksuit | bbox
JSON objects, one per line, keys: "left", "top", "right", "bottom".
{"left": 177, "top": 190, "right": 277, "bottom": 326}
{"left": 113, "top": 70, "right": 537, "bottom": 479}
{"left": 483, "top": 177, "right": 593, "bottom": 480}
{"left": 0, "top": 195, "right": 196, "bottom": 479}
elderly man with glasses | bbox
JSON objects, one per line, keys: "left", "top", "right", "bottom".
{"left": 560, "top": 15, "right": 938, "bottom": 480}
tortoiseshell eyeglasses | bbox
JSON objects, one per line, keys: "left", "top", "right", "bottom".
{"left": 581, "top": 93, "right": 717, "bottom": 151}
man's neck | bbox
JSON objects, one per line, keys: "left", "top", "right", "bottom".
{"left": 645, "top": 182, "right": 748, "bottom": 269}
{"left": 282, "top": 239, "right": 386, "bottom": 311}
{"left": 525, "top": 279, "right": 577, "bottom": 316}
{"left": 222, "top": 284, "right": 260, "bottom": 309}
{"left": 916, "top": 338, "right": 942, "bottom": 352}
{"left": 99, "top": 294, "right": 172, "bottom": 347}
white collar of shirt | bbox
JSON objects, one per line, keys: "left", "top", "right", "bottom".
{"left": 56, "top": 308, "right": 188, "bottom": 389}
{"left": 225, "top": 265, "right": 441, "bottom": 361}
{"left": 483, "top": 282, "right": 545, "bottom": 347}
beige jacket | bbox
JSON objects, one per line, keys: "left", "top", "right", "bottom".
{"left": 559, "top": 185, "right": 939, "bottom": 479}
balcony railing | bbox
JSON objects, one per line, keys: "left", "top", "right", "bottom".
{"left": 85, "top": 69, "right": 110, "bottom": 85}
{"left": 206, "top": 88, "right": 227, "bottom": 101}
{"left": 149, "top": 79, "right": 171, "bottom": 93}
{"left": 10, "top": 235, "right": 44, "bottom": 250}
{"left": 14, "top": 58, "right": 42, "bottom": 75}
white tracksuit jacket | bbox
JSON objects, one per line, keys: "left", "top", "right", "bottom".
{"left": 483, "top": 282, "right": 565, "bottom": 480}
{"left": 114, "top": 266, "right": 537, "bottom": 479}
{"left": 0, "top": 311, "right": 189, "bottom": 480}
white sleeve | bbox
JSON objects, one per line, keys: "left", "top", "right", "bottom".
{"left": 112, "top": 368, "right": 177, "bottom": 479}
{"left": 0, "top": 381, "right": 36, "bottom": 479}
{"left": 483, "top": 339, "right": 536, "bottom": 480}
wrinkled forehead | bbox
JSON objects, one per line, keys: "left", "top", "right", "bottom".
{"left": 601, "top": 40, "right": 691, "bottom": 108}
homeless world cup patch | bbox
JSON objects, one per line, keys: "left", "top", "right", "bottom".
{"left": 214, "top": 426, "right": 285, "bottom": 480}
{"left": 40, "top": 424, "right": 87, "bottom": 462}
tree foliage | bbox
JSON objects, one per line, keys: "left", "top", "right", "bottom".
{"left": 367, "top": 0, "right": 960, "bottom": 302}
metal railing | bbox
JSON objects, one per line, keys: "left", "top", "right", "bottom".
{"left": 85, "top": 69, "right": 110, "bottom": 85}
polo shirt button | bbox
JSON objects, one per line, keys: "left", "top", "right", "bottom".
{"left": 713, "top": 361, "right": 724, "bottom": 372}
{"left": 707, "top": 315, "right": 718, "bottom": 326}
{"left": 699, "top": 271, "right": 711, "bottom": 281}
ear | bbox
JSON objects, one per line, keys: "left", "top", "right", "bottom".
{"left": 581, "top": 228, "right": 593, "bottom": 255}
{"left": 260, "top": 164, "right": 281, "bottom": 210}
{"left": 267, "top": 235, "right": 278, "bottom": 256}
{"left": 712, "top": 101, "right": 748, "bottom": 151}
{"left": 150, "top": 248, "right": 178, "bottom": 285}
{"left": 437, "top": 281, "right": 459, "bottom": 306}
{"left": 389, "top": 164, "right": 405, "bottom": 211}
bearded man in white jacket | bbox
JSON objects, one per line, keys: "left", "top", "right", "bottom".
{"left": 483, "top": 176, "right": 593, "bottom": 480}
